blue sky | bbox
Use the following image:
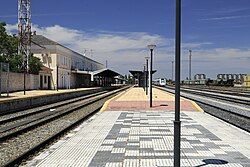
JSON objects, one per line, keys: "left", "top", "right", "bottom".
{"left": 1, "top": 0, "right": 250, "bottom": 79}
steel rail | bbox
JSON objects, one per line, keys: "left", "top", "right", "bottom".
{"left": 164, "top": 85, "right": 250, "bottom": 105}
{"left": 0, "top": 86, "right": 129, "bottom": 142}
{"left": 0, "top": 90, "right": 108, "bottom": 125}
{"left": 155, "top": 86, "right": 250, "bottom": 133}
{"left": 166, "top": 85, "right": 250, "bottom": 97}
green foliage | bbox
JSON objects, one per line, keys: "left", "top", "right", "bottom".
{"left": 0, "top": 22, "right": 18, "bottom": 58}
{"left": 8, "top": 54, "right": 23, "bottom": 73}
{"left": 29, "top": 54, "right": 42, "bottom": 74}
{"left": 0, "top": 22, "right": 42, "bottom": 74}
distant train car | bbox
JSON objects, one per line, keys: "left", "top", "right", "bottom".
{"left": 154, "top": 78, "right": 166, "bottom": 86}
{"left": 207, "top": 79, "right": 234, "bottom": 87}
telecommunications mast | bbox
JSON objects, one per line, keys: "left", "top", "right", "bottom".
{"left": 18, "top": 0, "right": 31, "bottom": 94}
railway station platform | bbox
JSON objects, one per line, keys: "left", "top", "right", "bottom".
{"left": 0, "top": 87, "right": 99, "bottom": 102}
{"left": 25, "top": 87, "right": 250, "bottom": 167}
{"left": 0, "top": 87, "right": 115, "bottom": 113}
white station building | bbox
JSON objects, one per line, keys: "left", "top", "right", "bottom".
{"left": 31, "top": 35, "right": 120, "bottom": 90}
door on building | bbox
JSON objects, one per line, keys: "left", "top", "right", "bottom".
{"left": 40, "top": 75, "right": 43, "bottom": 89}
{"left": 48, "top": 76, "right": 51, "bottom": 90}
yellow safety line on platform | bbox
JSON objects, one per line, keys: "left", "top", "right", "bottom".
{"left": 181, "top": 97, "right": 204, "bottom": 112}
{"left": 156, "top": 87, "right": 204, "bottom": 112}
{"left": 100, "top": 87, "right": 133, "bottom": 112}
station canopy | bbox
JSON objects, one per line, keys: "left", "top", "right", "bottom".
{"left": 129, "top": 70, "right": 157, "bottom": 79}
{"left": 93, "top": 68, "right": 120, "bottom": 77}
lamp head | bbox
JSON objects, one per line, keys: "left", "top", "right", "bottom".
{"left": 145, "top": 56, "right": 150, "bottom": 60}
{"left": 147, "top": 44, "right": 156, "bottom": 50}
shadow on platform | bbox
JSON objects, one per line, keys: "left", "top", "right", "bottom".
{"left": 195, "top": 159, "right": 228, "bottom": 167}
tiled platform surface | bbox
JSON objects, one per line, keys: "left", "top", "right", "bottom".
{"left": 106, "top": 88, "right": 199, "bottom": 111}
{"left": 25, "top": 88, "right": 250, "bottom": 167}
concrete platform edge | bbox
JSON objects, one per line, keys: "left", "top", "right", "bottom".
{"left": 100, "top": 87, "right": 133, "bottom": 112}
{"left": 0, "top": 87, "right": 117, "bottom": 114}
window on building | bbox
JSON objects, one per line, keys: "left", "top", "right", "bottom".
{"left": 42, "top": 56, "right": 47, "bottom": 63}
{"left": 48, "top": 56, "right": 52, "bottom": 63}
{"left": 44, "top": 75, "right": 47, "bottom": 84}
{"left": 60, "top": 55, "right": 63, "bottom": 65}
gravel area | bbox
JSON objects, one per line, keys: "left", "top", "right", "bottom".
{"left": 159, "top": 87, "right": 250, "bottom": 118}
{"left": 197, "top": 102, "right": 250, "bottom": 132}
{"left": 0, "top": 92, "right": 108, "bottom": 140}
{"left": 180, "top": 91, "right": 250, "bottom": 118}
{"left": 0, "top": 91, "right": 107, "bottom": 123}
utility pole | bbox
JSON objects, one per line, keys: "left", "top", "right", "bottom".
{"left": 147, "top": 44, "right": 156, "bottom": 108}
{"left": 145, "top": 57, "right": 149, "bottom": 95}
{"left": 172, "top": 61, "right": 174, "bottom": 82}
{"left": 106, "top": 60, "right": 108, "bottom": 68}
{"left": 143, "top": 64, "right": 146, "bottom": 91}
{"left": 174, "top": 0, "right": 181, "bottom": 166}
{"left": 18, "top": 0, "right": 31, "bottom": 95}
{"left": 189, "top": 50, "right": 192, "bottom": 81}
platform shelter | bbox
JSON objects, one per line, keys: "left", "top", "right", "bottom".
{"left": 129, "top": 70, "right": 156, "bottom": 87}
{"left": 92, "top": 68, "right": 121, "bottom": 86}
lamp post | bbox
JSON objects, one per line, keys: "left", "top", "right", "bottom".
{"left": 189, "top": 50, "right": 192, "bottom": 82}
{"left": 143, "top": 64, "right": 146, "bottom": 91}
{"left": 147, "top": 44, "right": 156, "bottom": 108}
{"left": 145, "top": 57, "right": 149, "bottom": 95}
{"left": 172, "top": 61, "right": 174, "bottom": 82}
{"left": 174, "top": 0, "right": 181, "bottom": 166}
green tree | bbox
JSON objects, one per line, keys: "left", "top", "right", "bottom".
{"left": 0, "top": 22, "right": 42, "bottom": 74}
{"left": 29, "top": 54, "right": 43, "bottom": 74}
{"left": 8, "top": 54, "right": 23, "bottom": 73}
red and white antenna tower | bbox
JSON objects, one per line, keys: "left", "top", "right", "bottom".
{"left": 18, "top": 0, "right": 31, "bottom": 94}
{"left": 18, "top": 0, "right": 31, "bottom": 72}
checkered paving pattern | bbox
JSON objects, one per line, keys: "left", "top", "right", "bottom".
{"left": 29, "top": 111, "right": 250, "bottom": 167}
{"left": 88, "top": 111, "right": 250, "bottom": 167}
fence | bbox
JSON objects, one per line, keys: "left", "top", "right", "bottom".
{"left": 0, "top": 71, "right": 39, "bottom": 94}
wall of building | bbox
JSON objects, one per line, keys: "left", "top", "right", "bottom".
{"left": 39, "top": 73, "right": 53, "bottom": 90}
{"left": 71, "top": 73, "right": 91, "bottom": 88}
{"left": 32, "top": 38, "right": 105, "bottom": 89}
{"left": 243, "top": 75, "right": 250, "bottom": 87}
{"left": 0, "top": 72, "right": 39, "bottom": 93}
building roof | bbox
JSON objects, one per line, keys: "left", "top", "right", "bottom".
{"left": 129, "top": 70, "right": 157, "bottom": 79}
{"left": 92, "top": 68, "right": 121, "bottom": 77}
{"left": 31, "top": 35, "right": 103, "bottom": 66}
{"left": 32, "top": 35, "right": 58, "bottom": 45}
{"left": 39, "top": 66, "right": 53, "bottom": 74}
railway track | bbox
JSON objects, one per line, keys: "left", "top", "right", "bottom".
{"left": 166, "top": 85, "right": 250, "bottom": 98}
{"left": 0, "top": 86, "right": 130, "bottom": 167}
{"left": 0, "top": 91, "right": 108, "bottom": 139}
{"left": 155, "top": 86, "right": 250, "bottom": 133}
{"left": 165, "top": 85, "right": 250, "bottom": 105}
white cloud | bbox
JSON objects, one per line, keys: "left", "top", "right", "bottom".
{"left": 5, "top": 24, "right": 18, "bottom": 34}
{"left": 182, "top": 42, "right": 213, "bottom": 49}
{"left": 30, "top": 24, "right": 168, "bottom": 53}
{"left": 199, "top": 15, "right": 250, "bottom": 21}
{"left": 6, "top": 24, "right": 250, "bottom": 78}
